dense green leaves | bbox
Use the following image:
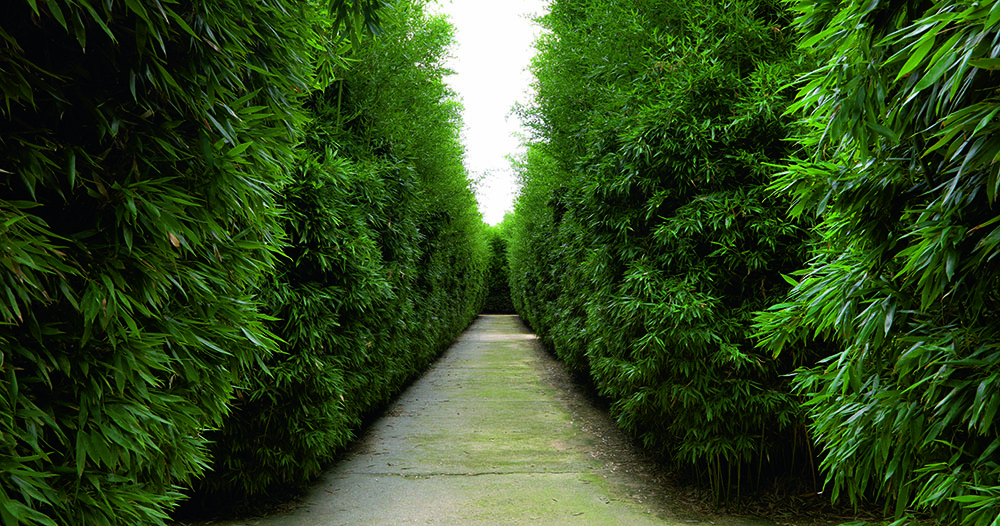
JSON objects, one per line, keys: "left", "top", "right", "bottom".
{"left": 755, "top": 0, "right": 1000, "bottom": 523}
{"left": 191, "top": 0, "right": 488, "bottom": 501}
{"left": 0, "top": 0, "right": 305, "bottom": 523}
{"left": 482, "top": 222, "right": 514, "bottom": 314}
{"left": 1, "top": 0, "right": 487, "bottom": 521}
{"left": 508, "top": 0, "right": 815, "bottom": 499}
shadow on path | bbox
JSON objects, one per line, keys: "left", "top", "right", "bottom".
{"left": 202, "top": 315, "right": 776, "bottom": 526}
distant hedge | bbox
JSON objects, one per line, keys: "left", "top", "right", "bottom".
{"left": 482, "top": 223, "right": 514, "bottom": 314}
{"left": 508, "top": 0, "right": 815, "bottom": 499}
{"left": 0, "top": 0, "right": 486, "bottom": 523}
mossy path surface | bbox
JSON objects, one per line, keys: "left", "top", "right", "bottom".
{"left": 212, "top": 315, "right": 776, "bottom": 525}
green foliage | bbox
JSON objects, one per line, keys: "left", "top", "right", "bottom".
{"left": 192, "top": 0, "right": 488, "bottom": 501}
{"left": 755, "top": 0, "right": 1000, "bottom": 523}
{"left": 0, "top": 0, "right": 307, "bottom": 523}
{"left": 482, "top": 222, "right": 514, "bottom": 314}
{"left": 1, "top": 0, "right": 487, "bottom": 520}
{"left": 508, "top": 0, "right": 815, "bottom": 499}
{"left": 329, "top": 0, "right": 390, "bottom": 36}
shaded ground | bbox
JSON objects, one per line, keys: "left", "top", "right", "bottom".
{"left": 178, "top": 315, "right": 859, "bottom": 526}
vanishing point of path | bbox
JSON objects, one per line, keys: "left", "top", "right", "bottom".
{"left": 210, "top": 315, "right": 777, "bottom": 526}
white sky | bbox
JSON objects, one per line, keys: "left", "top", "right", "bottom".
{"left": 430, "top": 0, "right": 547, "bottom": 225}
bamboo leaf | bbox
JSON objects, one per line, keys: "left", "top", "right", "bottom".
{"left": 865, "top": 121, "right": 899, "bottom": 142}
{"left": 914, "top": 52, "right": 955, "bottom": 91}
{"left": 970, "top": 57, "right": 1000, "bottom": 70}
{"left": 66, "top": 149, "right": 75, "bottom": 187}
{"left": 43, "top": 0, "right": 67, "bottom": 30}
{"left": 896, "top": 37, "right": 935, "bottom": 80}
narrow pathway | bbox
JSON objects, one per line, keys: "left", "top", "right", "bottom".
{"left": 215, "top": 315, "right": 774, "bottom": 525}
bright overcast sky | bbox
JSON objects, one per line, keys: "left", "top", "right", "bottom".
{"left": 430, "top": 0, "right": 547, "bottom": 225}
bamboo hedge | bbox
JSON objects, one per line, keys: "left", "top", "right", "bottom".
{"left": 482, "top": 222, "right": 514, "bottom": 314}
{"left": 0, "top": 0, "right": 486, "bottom": 523}
{"left": 194, "top": 0, "right": 488, "bottom": 500}
{"left": 756, "top": 0, "right": 1000, "bottom": 523}
{"left": 509, "top": 0, "right": 1000, "bottom": 522}
{"left": 508, "top": 0, "right": 816, "bottom": 500}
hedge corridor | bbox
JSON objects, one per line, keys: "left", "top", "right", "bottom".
{"left": 5, "top": 0, "right": 1000, "bottom": 524}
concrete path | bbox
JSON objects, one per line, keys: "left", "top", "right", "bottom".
{"left": 213, "top": 315, "right": 775, "bottom": 526}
